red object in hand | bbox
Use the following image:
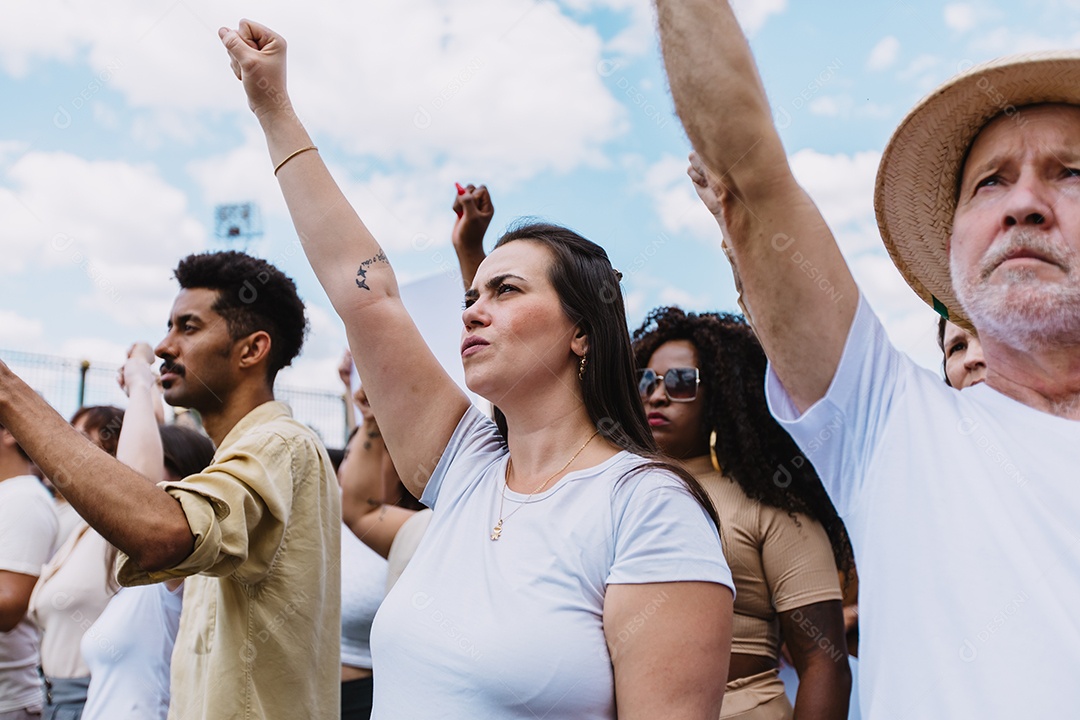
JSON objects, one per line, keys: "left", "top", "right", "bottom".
{"left": 455, "top": 182, "right": 466, "bottom": 217}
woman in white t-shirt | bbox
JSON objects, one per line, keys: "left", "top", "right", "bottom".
{"left": 80, "top": 419, "right": 215, "bottom": 719}
{"left": 220, "top": 19, "right": 736, "bottom": 719}
{"left": 65, "top": 345, "right": 213, "bottom": 720}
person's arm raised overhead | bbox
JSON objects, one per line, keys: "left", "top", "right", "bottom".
{"left": 219, "top": 20, "right": 470, "bottom": 496}
{"left": 115, "top": 343, "right": 166, "bottom": 482}
{"left": 340, "top": 387, "right": 416, "bottom": 559}
{"left": 656, "top": 1, "right": 858, "bottom": 412}
{"left": 451, "top": 183, "right": 493, "bottom": 290}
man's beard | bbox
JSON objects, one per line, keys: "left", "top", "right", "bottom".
{"left": 952, "top": 229, "right": 1080, "bottom": 351}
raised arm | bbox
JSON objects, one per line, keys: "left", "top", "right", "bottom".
{"left": 340, "top": 387, "right": 416, "bottom": 558}
{"left": 116, "top": 343, "right": 166, "bottom": 482}
{"left": 0, "top": 361, "right": 193, "bottom": 573}
{"left": 656, "top": 1, "right": 858, "bottom": 412}
{"left": 219, "top": 20, "right": 470, "bottom": 495}
{"left": 451, "top": 183, "right": 494, "bottom": 289}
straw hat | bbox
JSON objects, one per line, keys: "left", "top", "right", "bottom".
{"left": 874, "top": 51, "right": 1080, "bottom": 330}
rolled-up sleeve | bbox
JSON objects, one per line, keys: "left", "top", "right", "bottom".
{"left": 118, "top": 430, "right": 297, "bottom": 587}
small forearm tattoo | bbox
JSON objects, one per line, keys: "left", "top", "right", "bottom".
{"left": 356, "top": 250, "right": 388, "bottom": 290}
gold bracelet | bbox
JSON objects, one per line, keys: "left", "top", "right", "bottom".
{"left": 273, "top": 145, "right": 318, "bottom": 176}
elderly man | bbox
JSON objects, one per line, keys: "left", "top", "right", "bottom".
{"left": 0, "top": 251, "right": 340, "bottom": 720}
{"left": 655, "top": 3, "right": 1079, "bottom": 718}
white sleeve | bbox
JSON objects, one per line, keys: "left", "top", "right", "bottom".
{"left": 421, "top": 405, "right": 506, "bottom": 510}
{"left": 0, "top": 484, "right": 58, "bottom": 575}
{"left": 764, "top": 293, "right": 907, "bottom": 517}
{"left": 606, "top": 470, "right": 734, "bottom": 592}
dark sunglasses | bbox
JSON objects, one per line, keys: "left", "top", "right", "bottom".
{"left": 637, "top": 367, "right": 700, "bottom": 402}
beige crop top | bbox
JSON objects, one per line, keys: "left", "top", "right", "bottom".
{"left": 685, "top": 455, "right": 842, "bottom": 658}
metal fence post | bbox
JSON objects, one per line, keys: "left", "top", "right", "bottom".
{"left": 77, "top": 360, "right": 91, "bottom": 409}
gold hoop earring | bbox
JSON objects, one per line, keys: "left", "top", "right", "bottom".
{"left": 578, "top": 354, "right": 587, "bottom": 381}
{"left": 709, "top": 429, "right": 721, "bottom": 473}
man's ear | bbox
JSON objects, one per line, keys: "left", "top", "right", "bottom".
{"left": 236, "top": 331, "right": 272, "bottom": 371}
{"left": 571, "top": 327, "right": 589, "bottom": 358}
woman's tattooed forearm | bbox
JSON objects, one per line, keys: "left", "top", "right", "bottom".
{"left": 355, "top": 250, "right": 388, "bottom": 290}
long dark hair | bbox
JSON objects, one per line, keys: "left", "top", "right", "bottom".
{"left": 491, "top": 222, "right": 720, "bottom": 529}
{"left": 160, "top": 425, "right": 216, "bottom": 479}
{"left": 632, "top": 306, "right": 854, "bottom": 576}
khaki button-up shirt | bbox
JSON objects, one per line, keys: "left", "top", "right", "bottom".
{"left": 119, "top": 401, "right": 341, "bottom": 720}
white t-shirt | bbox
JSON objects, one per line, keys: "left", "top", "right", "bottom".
{"left": 80, "top": 582, "right": 183, "bottom": 720}
{"left": 369, "top": 406, "right": 733, "bottom": 719}
{"left": 0, "top": 475, "right": 59, "bottom": 713}
{"left": 53, "top": 500, "right": 83, "bottom": 553}
{"left": 340, "top": 522, "right": 387, "bottom": 670}
{"left": 385, "top": 508, "right": 432, "bottom": 593}
{"left": 766, "top": 294, "right": 1080, "bottom": 719}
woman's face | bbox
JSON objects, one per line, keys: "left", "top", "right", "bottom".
{"left": 642, "top": 340, "right": 710, "bottom": 460}
{"left": 943, "top": 322, "right": 986, "bottom": 389}
{"left": 461, "top": 241, "right": 583, "bottom": 406}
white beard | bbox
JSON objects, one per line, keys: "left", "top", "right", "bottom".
{"left": 951, "top": 229, "right": 1080, "bottom": 351}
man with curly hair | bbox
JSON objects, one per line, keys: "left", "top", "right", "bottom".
{"left": 0, "top": 251, "right": 341, "bottom": 720}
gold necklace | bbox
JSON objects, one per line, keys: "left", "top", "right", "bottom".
{"left": 490, "top": 429, "right": 599, "bottom": 541}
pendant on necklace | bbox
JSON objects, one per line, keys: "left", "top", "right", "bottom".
{"left": 490, "top": 519, "right": 503, "bottom": 541}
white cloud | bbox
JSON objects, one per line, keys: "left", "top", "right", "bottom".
{"left": 851, "top": 254, "right": 941, "bottom": 370}
{"left": 58, "top": 337, "right": 131, "bottom": 366}
{"left": 789, "top": 149, "right": 881, "bottom": 236}
{"left": 0, "top": 1, "right": 629, "bottom": 184}
{"left": 558, "top": 0, "right": 657, "bottom": 57}
{"left": 899, "top": 54, "right": 940, "bottom": 79}
{"left": 943, "top": 4, "right": 977, "bottom": 33}
{"left": 966, "top": 27, "right": 1080, "bottom": 56}
{"left": 0, "top": 151, "right": 206, "bottom": 326}
{"left": 730, "top": 0, "right": 788, "bottom": 36}
{"left": 808, "top": 96, "right": 845, "bottom": 117}
{"left": 187, "top": 129, "right": 290, "bottom": 220}
{"left": 657, "top": 286, "right": 711, "bottom": 309}
{"left": 867, "top": 36, "right": 901, "bottom": 71}
{"left": 0, "top": 310, "right": 45, "bottom": 351}
{"left": 642, "top": 154, "right": 721, "bottom": 243}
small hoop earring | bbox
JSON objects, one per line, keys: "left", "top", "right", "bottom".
{"left": 709, "top": 429, "right": 721, "bottom": 473}
{"left": 578, "top": 354, "right": 588, "bottom": 381}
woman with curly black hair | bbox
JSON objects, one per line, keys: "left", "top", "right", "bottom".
{"left": 633, "top": 307, "right": 854, "bottom": 720}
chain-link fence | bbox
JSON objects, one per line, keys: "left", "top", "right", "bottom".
{"left": 0, "top": 348, "right": 350, "bottom": 449}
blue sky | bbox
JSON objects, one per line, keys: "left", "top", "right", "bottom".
{"left": 2, "top": 0, "right": 1079, "bottom": 397}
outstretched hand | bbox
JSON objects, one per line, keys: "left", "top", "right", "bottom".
{"left": 218, "top": 19, "right": 291, "bottom": 120}
{"left": 452, "top": 183, "right": 494, "bottom": 255}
